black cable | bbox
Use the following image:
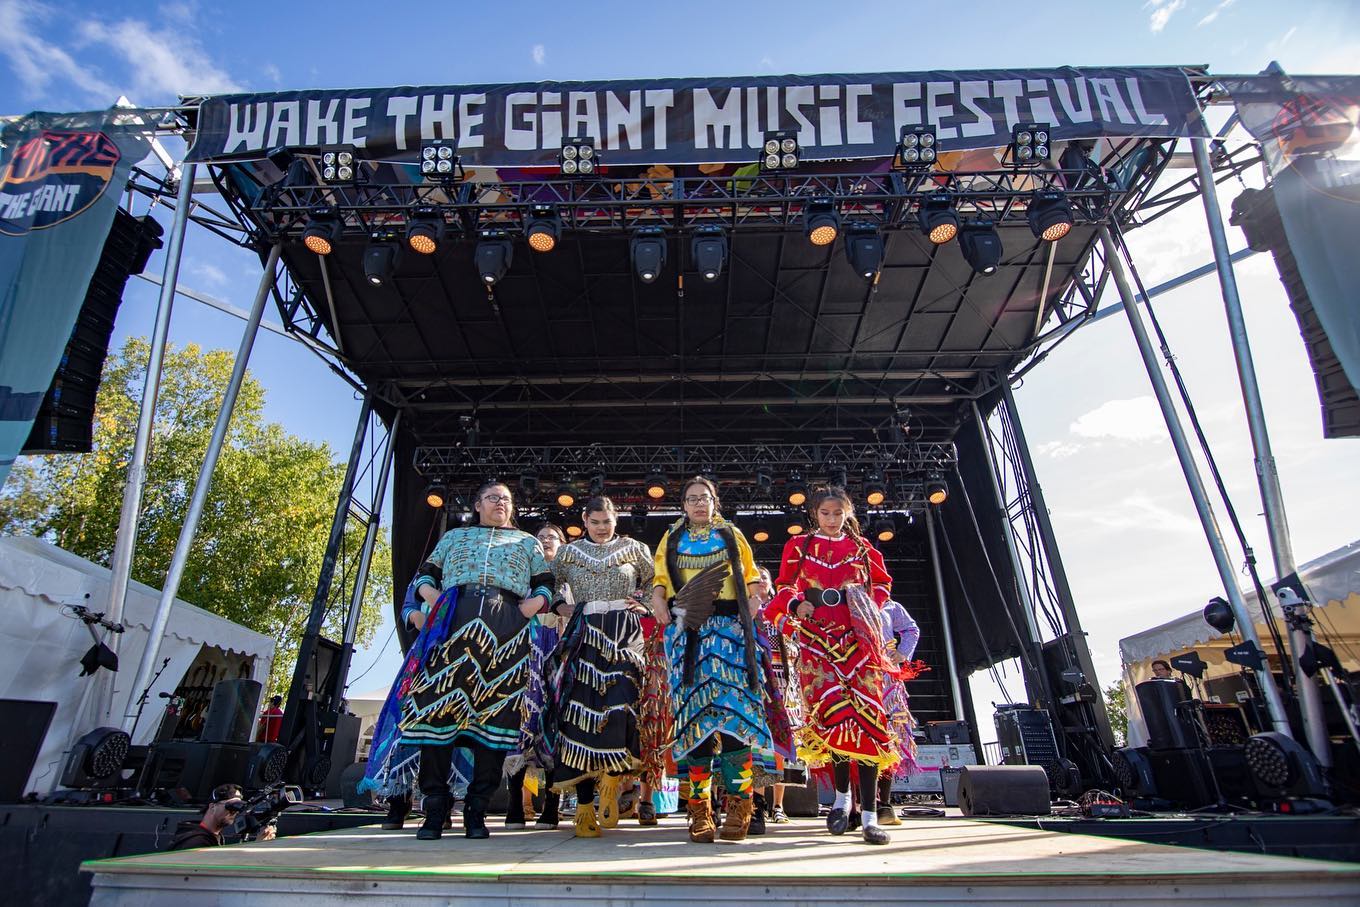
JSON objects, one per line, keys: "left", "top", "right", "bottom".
{"left": 936, "top": 508, "right": 1014, "bottom": 704}
{"left": 1109, "top": 222, "right": 1294, "bottom": 699}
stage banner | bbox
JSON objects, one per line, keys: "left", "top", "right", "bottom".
{"left": 0, "top": 111, "right": 148, "bottom": 487}
{"left": 1224, "top": 74, "right": 1360, "bottom": 402}
{"left": 185, "top": 66, "right": 1205, "bottom": 166}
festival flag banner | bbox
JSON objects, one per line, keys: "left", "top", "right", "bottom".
{"left": 0, "top": 111, "right": 148, "bottom": 486}
{"left": 186, "top": 67, "right": 1206, "bottom": 166}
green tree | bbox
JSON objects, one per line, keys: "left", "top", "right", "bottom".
{"left": 0, "top": 337, "right": 389, "bottom": 693}
{"left": 1104, "top": 679, "right": 1128, "bottom": 747}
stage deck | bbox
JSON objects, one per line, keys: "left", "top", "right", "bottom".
{"left": 83, "top": 816, "right": 1360, "bottom": 906}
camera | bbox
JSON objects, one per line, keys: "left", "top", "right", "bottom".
{"left": 231, "top": 783, "right": 293, "bottom": 841}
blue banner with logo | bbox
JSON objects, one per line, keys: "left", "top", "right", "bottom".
{"left": 0, "top": 110, "right": 148, "bottom": 486}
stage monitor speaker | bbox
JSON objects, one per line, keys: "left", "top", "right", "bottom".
{"left": 958, "top": 765, "right": 1051, "bottom": 816}
{"left": 324, "top": 712, "right": 362, "bottom": 798}
{"left": 142, "top": 740, "right": 252, "bottom": 801}
{"left": 0, "top": 699, "right": 56, "bottom": 802}
{"left": 940, "top": 766, "right": 964, "bottom": 807}
{"left": 200, "top": 679, "right": 263, "bottom": 745}
{"left": 925, "top": 720, "right": 970, "bottom": 744}
{"left": 1134, "top": 679, "right": 1198, "bottom": 750}
{"left": 1147, "top": 748, "right": 1219, "bottom": 810}
{"left": 993, "top": 705, "right": 1061, "bottom": 785}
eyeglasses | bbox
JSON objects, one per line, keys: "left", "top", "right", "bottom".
{"left": 481, "top": 494, "right": 513, "bottom": 504}
{"left": 683, "top": 495, "right": 714, "bottom": 505}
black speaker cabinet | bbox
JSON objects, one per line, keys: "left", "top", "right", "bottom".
{"left": 0, "top": 700, "right": 56, "bottom": 802}
{"left": 324, "top": 712, "right": 362, "bottom": 798}
{"left": 143, "top": 741, "right": 252, "bottom": 801}
{"left": 958, "top": 765, "right": 1051, "bottom": 816}
{"left": 1147, "top": 748, "right": 1219, "bottom": 809}
{"left": 993, "top": 705, "right": 1060, "bottom": 784}
{"left": 1135, "top": 679, "right": 1198, "bottom": 750}
{"left": 200, "top": 679, "right": 263, "bottom": 745}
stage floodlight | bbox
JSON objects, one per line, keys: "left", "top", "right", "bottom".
{"left": 406, "top": 207, "right": 445, "bottom": 255}
{"left": 826, "top": 465, "right": 848, "bottom": 489}
{"left": 631, "top": 504, "right": 649, "bottom": 536}
{"left": 424, "top": 480, "right": 448, "bottom": 509}
{"left": 751, "top": 519, "right": 771, "bottom": 543}
{"left": 844, "top": 223, "right": 884, "bottom": 279}
{"left": 1011, "top": 123, "right": 1051, "bottom": 167}
{"left": 566, "top": 522, "right": 584, "bottom": 538}
{"left": 1245, "top": 732, "right": 1331, "bottom": 801}
{"left": 60, "top": 727, "right": 131, "bottom": 788}
{"left": 895, "top": 125, "right": 937, "bottom": 170}
{"left": 864, "top": 471, "right": 887, "bottom": 507}
{"left": 560, "top": 138, "right": 599, "bottom": 176}
{"left": 518, "top": 468, "right": 539, "bottom": 497}
{"left": 302, "top": 207, "right": 342, "bottom": 256}
{"left": 419, "top": 139, "right": 461, "bottom": 181}
{"left": 785, "top": 511, "right": 807, "bottom": 536}
{"left": 872, "top": 516, "right": 896, "bottom": 543}
{"left": 524, "top": 204, "right": 561, "bottom": 253}
{"left": 556, "top": 479, "right": 577, "bottom": 509}
{"left": 248, "top": 742, "right": 289, "bottom": 787}
{"left": 917, "top": 192, "right": 959, "bottom": 245}
{"left": 1203, "top": 596, "right": 1235, "bottom": 634}
{"left": 691, "top": 225, "right": 727, "bottom": 281}
{"left": 476, "top": 230, "right": 514, "bottom": 285}
{"left": 631, "top": 226, "right": 667, "bottom": 283}
{"left": 959, "top": 222, "right": 1003, "bottom": 276}
{"left": 755, "top": 465, "right": 773, "bottom": 496}
{"left": 1027, "top": 189, "right": 1073, "bottom": 242}
{"left": 319, "top": 145, "right": 359, "bottom": 183}
{"left": 786, "top": 473, "right": 808, "bottom": 507}
{"left": 644, "top": 470, "right": 667, "bottom": 500}
{"left": 363, "top": 242, "right": 401, "bottom": 287}
{"left": 761, "top": 129, "right": 800, "bottom": 171}
{"left": 588, "top": 469, "right": 607, "bottom": 496}
{"left": 925, "top": 472, "right": 948, "bottom": 505}
{"left": 804, "top": 198, "right": 840, "bottom": 247}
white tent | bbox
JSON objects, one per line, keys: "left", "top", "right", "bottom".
{"left": 0, "top": 536, "right": 275, "bottom": 795}
{"left": 1118, "top": 540, "right": 1360, "bottom": 746}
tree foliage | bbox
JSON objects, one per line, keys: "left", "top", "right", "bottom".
{"left": 0, "top": 337, "right": 389, "bottom": 693}
{"left": 1104, "top": 679, "right": 1128, "bottom": 747}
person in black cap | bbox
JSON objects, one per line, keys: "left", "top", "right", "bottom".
{"left": 167, "top": 783, "right": 275, "bottom": 849}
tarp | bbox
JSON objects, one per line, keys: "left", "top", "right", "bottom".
{"left": 0, "top": 536, "right": 275, "bottom": 795}
{"left": 186, "top": 66, "right": 1206, "bottom": 166}
{"left": 1118, "top": 540, "right": 1360, "bottom": 745}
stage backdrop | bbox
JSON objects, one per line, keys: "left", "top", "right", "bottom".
{"left": 186, "top": 66, "right": 1206, "bottom": 166}
{"left": 0, "top": 111, "right": 147, "bottom": 487}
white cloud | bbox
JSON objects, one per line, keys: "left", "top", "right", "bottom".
{"left": 261, "top": 62, "right": 281, "bottom": 86}
{"left": 76, "top": 17, "right": 240, "bottom": 98}
{"left": 1070, "top": 396, "right": 1167, "bottom": 442}
{"left": 1036, "top": 439, "right": 1085, "bottom": 459}
{"left": 189, "top": 260, "right": 227, "bottom": 285}
{"left": 532, "top": 44, "right": 545, "bottom": 66}
{"left": 1146, "top": 0, "right": 1186, "bottom": 33}
{"left": 1083, "top": 493, "right": 1203, "bottom": 535}
{"left": 0, "top": 0, "right": 115, "bottom": 102}
{"left": 1197, "top": 0, "right": 1235, "bottom": 27}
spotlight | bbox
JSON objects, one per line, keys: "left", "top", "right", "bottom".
{"left": 631, "top": 504, "right": 649, "bottom": 536}
{"left": 319, "top": 145, "right": 359, "bottom": 183}
{"left": 785, "top": 511, "right": 807, "bottom": 536}
{"left": 524, "top": 204, "right": 561, "bottom": 253}
{"left": 566, "top": 522, "right": 584, "bottom": 539}
{"left": 760, "top": 129, "right": 800, "bottom": 171}
{"left": 302, "top": 207, "right": 341, "bottom": 256}
{"left": 363, "top": 242, "right": 401, "bottom": 287}
{"left": 476, "top": 229, "right": 514, "bottom": 285}
{"left": 755, "top": 465, "right": 773, "bottom": 496}
{"left": 751, "top": 515, "right": 772, "bottom": 543}
{"left": 1011, "top": 123, "right": 1051, "bottom": 167}
{"left": 419, "top": 139, "right": 461, "bottom": 181}
{"left": 631, "top": 226, "right": 667, "bottom": 283}
{"left": 1027, "top": 189, "right": 1073, "bottom": 242}
{"left": 406, "top": 206, "right": 445, "bottom": 255}
{"left": 60, "top": 727, "right": 131, "bottom": 787}
{"left": 588, "top": 469, "right": 607, "bottom": 496}
{"left": 925, "top": 472, "right": 948, "bottom": 505}
{"left": 1244, "top": 732, "right": 1331, "bottom": 802}
{"left": 959, "top": 222, "right": 1003, "bottom": 276}
{"left": 844, "top": 223, "right": 884, "bottom": 279}
{"left": 917, "top": 192, "right": 959, "bottom": 245}
{"left": 644, "top": 470, "right": 667, "bottom": 500}
{"left": 803, "top": 198, "right": 840, "bottom": 247}
{"left": 518, "top": 468, "right": 539, "bottom": 497}
{"left": 691, "top": 225, "right": 727, "bottom": 281}
{"left": 786, "top": 473, "right": 808, "bottom": 507}
{"left": 872, "top": 516, "right": 896, "bottom": 543}
{"left": 825, "top": 465, "right": 848, "bottom": 489}
{"left": 424, "top": 480, "right": 447, "bottom": 509}
{"left": 895, "top": 125, "right": 938, "bottom": 170}
{"left": 248, "top": 742, "right": 289, "bottom": 787}
{"left": 559, "top": 138, "right": 599, "bottom": 176}
{"left": 864, "top": 471, "right": 887, "bottom": 507}
{"left": 556, "top": 479, "right": 577, "bottom": 509}
{"left": 1203, "top": 597, "right": 1236, "bottom": 634}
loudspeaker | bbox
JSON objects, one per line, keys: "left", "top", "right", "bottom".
{"left": 958, "top": 765, "right": 1051, "bottom": 816}
{"left": 1134, "top": 679, "right": 1198, "bottom": 750}
{"left": 324, "top": 712, "right": 362, "bottom": 798}
{"left": 782, "top": 775, "right": 821, "bottom": 817}
{"left": 0, "top": 700, "right": 56, "bottom": 802}
{"left": 940, "top": 766, "right": 964, "bottom": 807}
{"left": 339, "top": 760, "right": 374, "bottom": 809}
{"left": 200, "top": 679, "right": 263, "bottom": 745}
{"left": 993, "top": 705, "right": 1060, "bottom": 784}
{"left": 142, "top": 741, "right": 252, "bottom": 801}
{"left": 925, "top": 720, "right": 970, "bottom": 744}
{"left": 1148, "top": 747, "right": 1219, "bottom": 809}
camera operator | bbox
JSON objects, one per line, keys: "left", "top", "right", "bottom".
{"left": 167, "top": 783, "right": 278, "bottom": 850}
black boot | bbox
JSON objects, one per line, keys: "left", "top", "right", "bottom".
{"left": 504, "top": 767, "right": 527, "bottom": 828}
{"left": 826, "top": 807, "right": 849, "bottom": 835}
{"left": 464, "top": 807, "right": 490, "bottom": 839}
{"left": 535, "top": 790, "right": 561, "bottom": 829}
{"left": 748, "top": 792, "right": 767, "bottom": 836}
{"left": 862, "top": 823, "right": 890, "bottom": 845}
{"left": 417, "top": 795, "right": 449, "bottom": 840}
{"left": 381, "top": 793, "right": 412, "bottom": 830}
{"left": 463, "top": 744, "right": 504, "bottom": 839}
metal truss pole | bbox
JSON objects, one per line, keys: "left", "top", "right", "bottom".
{"left": 98, "top": 163, "right": 196, "bottom": 726}
{"left": 332, "top": 412, "right": 400, "bottom": 704}
{"left": 121, "top": 244, "right": 283, "bottom": 733}
{"left": 1098, "top": 226, "right": 1292, "bottom": 737}
{"left": 1191, "top": 137, "right": 1329, "bottom": 765}
{"left": 1000, "top": 385, "right": 1116, "bottom": 750}
{"left": 923, "top": 505, "right": 968, "bottom": 722}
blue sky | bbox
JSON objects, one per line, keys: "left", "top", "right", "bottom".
{"left": 3, "top": 0, "right": 1358, "bottom": 737}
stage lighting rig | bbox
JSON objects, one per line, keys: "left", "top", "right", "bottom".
{"left": 524, "top": 204, "right": 561, "bottom": 253}
{"left": 406, "top": 207, "right": 445, "bottom": 255}
{"left": 566, "top": 521, "right": 584, "bottom": 538}
{"left": 319, "top": 145, "right": 359, "bottom": 183}
{"left": 588, "top": 468, "right": 607, "bottom": 496}
{"left": 559, "top": 138, "right": 599, "bottom": 176}
{"left": 761, "top": 130, "right": 800, "bottom": 171}
{"left": 1245, "top": 732, "right": 1332, "bottom": 807}
{"left": 59, "top": 727, "right": 130, "bottom": 788}
{"left": 556, "top": 479, "right": 577, "bottom": 509}
{"left": 872, "top": 516, "right": 896, "bottom": 543}
{"left": 420, "top": 139, "right": 463, "bottom": 181}
{"left": 864, "top": 471, "right": 887, "bottom": 506}
{"left": 786, "top": 473, "right": 808, "bottom": 507}
{"left": 751, "top": 516, "right": 772, "bottom": 543}
{"left": 959, "top": 222, "right": 1002, "bottom": 276}
{"left": 1203, "top": 596, "right": 1235, "bottom": 633}
{"left": 895, "top": 125, "right": 937, "bottom": 170}
{"left": 1027, "top": 189, "right": 1073, "bottom": 242}
{"left": 691, "top": 225, "right": 727, "bottom": 281}
{"left": 424, "top": 480, "right": 448, "bottom": 509}
{"left": 519, "top": 468, "right": 539, "bottom": 497}
{"left": 844, "top": 223, "right": 884, "bottom": 279}
{"left": 302, "top": 207, "right": 341, "bottom": 256}
{"left": 363, "top": 238, "right": 401, "bottom": 287}
{"left": 917, "top": 193, "right": 959, "bottom": 245}
{"left": 631, "top": 504, "right": 649, "bottom": 536}
{"left": 631, "top": 226, "right": 667, "bottom": 283}
{"left": 476, "top": 229, "right": 514, "bottom": 285}
{"left": 925, "top": 472, "right": 948, "bottom": 505}
{"left": 644, "top": 470, "right": 667, "bottom": 500}
{"left": 825, "top": 464, "right": 848, "bottom": 489}
{"left": 804, "top": 198, "right": 840, "bottom": 247}
{"left": 755, "top": 465, "right": 773, "bottom": 496}
{"left": 1010, "top": 123, "right": 1051, "bottom": 167}
{"left": 785, "top": 511, "right": 806, "bottom": 536}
